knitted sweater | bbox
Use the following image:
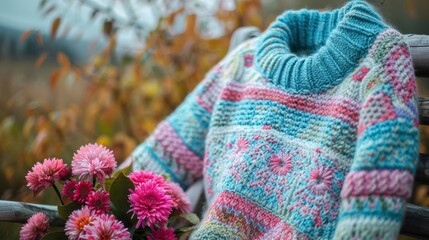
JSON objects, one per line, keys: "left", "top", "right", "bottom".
{"left": 132, "top": 1, "right": 419, "bottom": 239}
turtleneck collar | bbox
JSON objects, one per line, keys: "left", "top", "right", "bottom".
{"left": 254, "top": 0, "right": 388, "bottom": 94}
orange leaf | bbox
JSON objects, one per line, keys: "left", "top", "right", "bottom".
{"left": 185, "top": 14, "right": 197, "bottom": 38}
{"left": 19, "top": 30, "right": 33, "bottom": 43}
{"left": 103, "top": 20, "right": 114, "bottom": 36}
{"left": 72, "top": 67, "right": 81, "bottom": 82}
{"left": 50, "top": 17, "right": 61, "bottom": 40}
{"left": 37, "top": 33, "right": 44, "bottom": 46}
{"left": 57, "top": 52, "right": 71, "bottom": 71}
{"left": 35, "top": 52, "right": 48, "bottom": 69}
{"left": 50, "top": 69, "right": 61, "bottom": 88}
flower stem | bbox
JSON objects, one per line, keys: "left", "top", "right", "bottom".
{"left": 93, "top": 176, "right": 96, "bottom": 188}
{"left": 52, "top": 183, "right": 64, "bottom": 205}
{"left": 129, "top": 223, "right": 136, "bottom": 236}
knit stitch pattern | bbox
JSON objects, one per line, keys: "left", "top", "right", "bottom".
{"left": 132, "top": 1, "right": 419, "bottom": 239}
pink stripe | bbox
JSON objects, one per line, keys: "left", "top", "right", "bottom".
{"left": 208, "top": 191, "right": 281, "bottom": 229}
{"left": 204, "top": 191, "right": 309, "bottom": 239}
{"left": 341, "top": 170, "right": 414, "bottom": 198}
{"left": 153, "top": 121, "right": 203, "bottom": 181}
{"left": 196, "top": 75, "right": 223, "bottom": 113}
{"left": 220, "top": 84, "right": 360, "bottom": 126}
{"left": 197, "top": 97, "right": 213, "bottom": 112}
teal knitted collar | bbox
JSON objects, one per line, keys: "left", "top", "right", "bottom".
{"left": 254, "top": 0, "right": 388, "bottom": 94}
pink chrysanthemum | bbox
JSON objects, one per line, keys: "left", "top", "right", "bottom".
{"left": 19, "top": 212, "right": 49, "bottom": 240}
{"left": 128, "top": 170, "right": 167, "bottom": 187}
{"left": 58, "top": 167, "right": 73, "bottom": 181}
{"left": 166, "top": 182, "right": 191, "bottom": 214}
{"left": 83, "top": 214, "right": 131, "bottom": 240}
{"left": 73, "top": 181, "right": 94, "bottom": 204}
{"left": 62, "top": 179, "right": 77, "bottom": 199}
{"left": 128, "top": 181, "right": 173, "bottom": 228}
{"left": 149, "top": 227, "right": 177, "bottom": 240}
{"left": 308, "top": 166, "right": 334, "bottom": 195}
{"left": 86, "top": 190, "right": 111, "bottom": 215}
{"left": 65, "top": 206, "right": 96, "bottom": 240}
{"left": 25, "top": 158, "right": 67, "bottom": 196}
{"left": 72, "top": 143, "right": 116, "bottom": 188}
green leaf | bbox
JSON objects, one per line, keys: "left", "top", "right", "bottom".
{"left": 178, "top": 231, "right": 193, "bottom": 240}
{"left": 98, "top": 163, "right": 133, "bottom": 192}
{"left": 40, "top": 231, "right": 68, "bottom": 240}
{"left": 175, "top": 226, "right": 197, "bottom": 233}
{"left": 104, "top": 177, "right": 115, "bottom": 192}
{"left": 57, "top": 201, "right": 81, "bottom": 220}
{"left": 170, "top": 213, "right": 200, "bottom": 225}
{"left": 109, "top": 172, "right": 135, "bottom": 227}
{"left": 112, "top": 163, "right": 133, "bottom": 179}
{"left": 109, "top": 172, "right": 134, "bottom": 214}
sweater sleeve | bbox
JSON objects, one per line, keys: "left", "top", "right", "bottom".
{"left": 333, "top": 37, "right": 419, "bottom": 239}
{"left": 131, "top": 57, "right": 229, "bottom": 189}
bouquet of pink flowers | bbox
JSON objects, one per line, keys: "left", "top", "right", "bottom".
{"left": 20, "top": 143, "right": 198, "bottom": 240}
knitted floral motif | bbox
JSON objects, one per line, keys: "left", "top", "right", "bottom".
{"left": 308, "top": 166, "right": 334, "bottom": 195}
{"left": 352, "top": 67, "right": 370, "bottom": 81}
{"left": 243, "top": 55, "right": 254, "bottom": 67}
{"left": 268, "top": 151, "right": 293, "bottom": 176}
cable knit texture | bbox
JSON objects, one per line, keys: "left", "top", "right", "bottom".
{"left": 132, "top": 1, "right": 419, "bottom": 239}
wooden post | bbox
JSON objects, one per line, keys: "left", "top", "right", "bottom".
{"left": 0, "top": 200, "right": 64, "bottom": 227}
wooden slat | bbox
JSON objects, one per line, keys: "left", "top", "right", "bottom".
{"left": 402, "top": 203, "right": 429, "bottom": 238}
{"left": 228, "top": 26, "right": 260, "bottom": 52}
{"left": 406, "top": 34, "right": 429, "bottom": 78}
{"left": 0, "top": 200, "right": 427, "bottom": 237}
{"left": 0, "top": 200, "right": 64, "bottom": 227}
{"left": 419, "top": 98, "right": 429, "bottom": 125}
{"left": 416, "top": 153, "right": 429, "bottom": 183}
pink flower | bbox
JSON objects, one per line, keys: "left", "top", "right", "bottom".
{"left": 166, "top": 182, "right": 191, "bottom": 214}
{"left": 149, "top": 227, "right": 177, "bottom": 240}
{"left": 128, "top": 181, "right": 173, "bottom": 228}
{"left": 73, "top": 181, "right": 94, "bottom": 204}
{"left": 86, "top": 190, "right": 111, "bottom": 215}
{"left": 83, "top": 214, "right": 131, "bottom": 240}
{"left": 58, "top": 167, "right": 73, "bottom": 181}
{"left": 19, "top": 212, "right": 49, "bottom": 240}
{"left": 25, "top": 158, "right": 67, "bottom": 196}
{"left": 308, "top": 166, "right": 334, "bottom": 195}
{"left": 72, "top": 143, "right": 116, "bottom": 188}
{"left": 128, "top": 170, "right": 167, "bottom": 187}
{"left": 65, "top": 206, "right": 96, "bottom": 240}
{"left": 269, "top": 152, "right": 293, "bottom": 176}
{"left": 62, "top": 179, "right": 77, "bottom": 199}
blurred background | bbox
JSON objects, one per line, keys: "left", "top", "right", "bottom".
{"left": 1, "top": 0, "right": 429, "bottom": 238}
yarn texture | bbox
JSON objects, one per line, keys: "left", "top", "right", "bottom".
{"left": 132, "top": 1, "right": 419, "bottom": 239}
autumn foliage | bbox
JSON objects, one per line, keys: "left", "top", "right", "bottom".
{"left": 1, "top": 0, "right": 267, "bottom": 202}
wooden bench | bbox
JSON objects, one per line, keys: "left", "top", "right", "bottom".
{"left": 1, "top": 27, "right": 429, "bottom": 239}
